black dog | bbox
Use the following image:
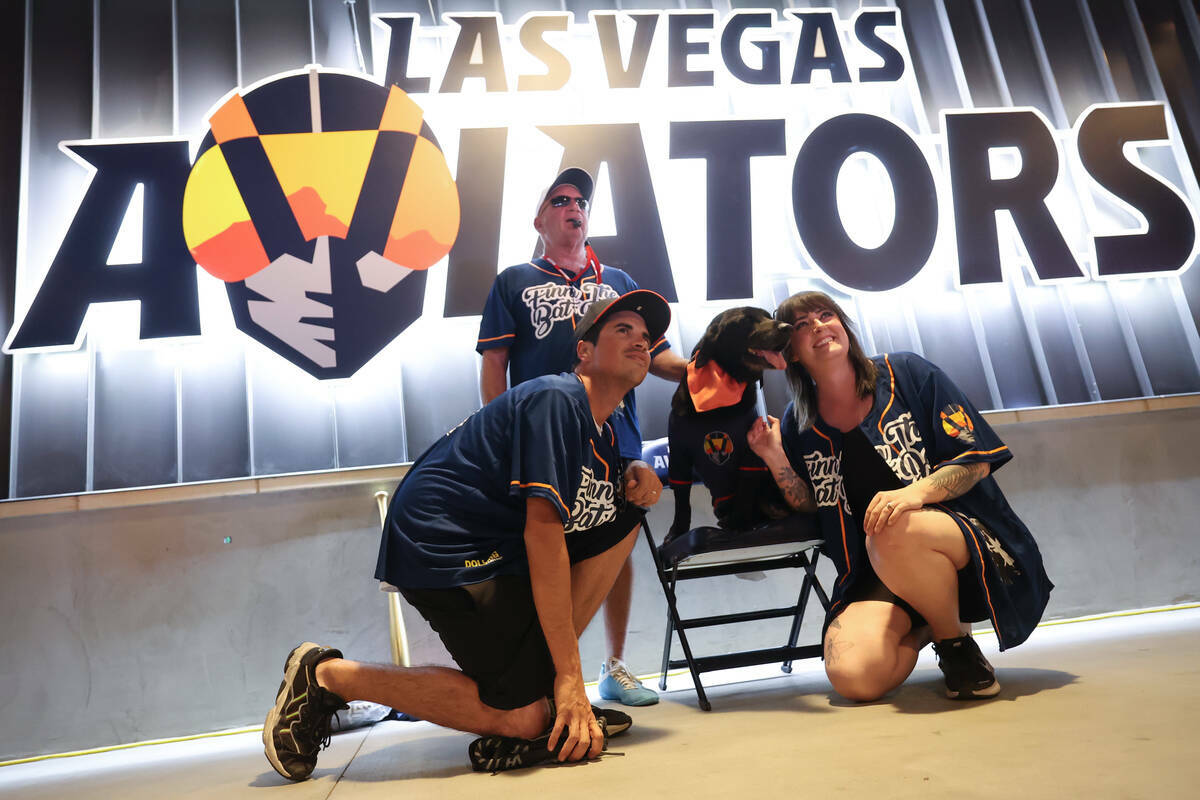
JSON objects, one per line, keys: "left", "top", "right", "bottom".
{"left": 666, "top": 307, "right": 792, "bottom": 541}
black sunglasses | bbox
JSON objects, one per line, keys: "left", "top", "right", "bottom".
{"left": 548, "top": 194, "right": 589, "bottom": 211}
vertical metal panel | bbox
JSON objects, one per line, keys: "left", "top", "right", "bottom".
{"left": 399, "top": 319, "right": 482, "bottom": 459}
{"left": 176, "top": 0, "right": 239, "bottom": 137}
{"left": 13, "top": 353, "right": 90, "bottom": 496}
{"left": 89, "top": 0, "right": 180, "bottom": 490}
{"left": 179, "top": 345, "right": 251, "bottom": 482}
{"left": 1029, "top": 1, "right": 1110, "bottom": 124}
{"left": 1086, "top": 0, "right": 1155, "bottom": 101}
{"left": 332, "top": 364, "right": 408, "bottom": 468}
{"left": 312, "top": 0, "right": 374, "bottom": 71}
{"left": 13, "top": 0, "right": 94, "bottom": 497}
{"left": 898, "top": 0, "right": 967, "bottom": 128}
{"left": 564, "top": 0, "right": 620, "bottom": 20}
{"left": 92, "top": 348, "right": 179, "bottom": 489}
{"left": 174, "top": 0, "right": 253, "bottom": 485}
{"left": 238, "top": 0, "right": 313, "bottom": 86}
{"left": 372, "top": 0, "right": 441, "bottom": 28}
{"left": 944, "top": 0, "right": 1004, "bottom": 108}
{"left": 440, "top": 0, "right": 500, "bottom": 14}
{"left": 246, "top": 347, "right": 337, "bottom": 475}
{"left": 0, "top": 0, "right": 26, "bottom": 499}
{"left": 982, "top": 0, "right": 1054, "bottom": 114}
{"left": 911, "top": 287, "right": 998, "bottom": 410}
{"left": 97, "top": 0, "right": 173, "bottom": 137}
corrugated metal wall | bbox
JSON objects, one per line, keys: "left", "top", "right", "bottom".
{"left": 6, "top": 0, "right": 1200, "bottom": 498}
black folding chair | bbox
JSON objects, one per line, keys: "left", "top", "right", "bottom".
{"left": 642, "top": 515, "right": 830, "bottom": 710}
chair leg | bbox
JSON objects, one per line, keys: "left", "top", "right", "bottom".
{"left": 661, "top": 565, "right": 711, "bottom": 710}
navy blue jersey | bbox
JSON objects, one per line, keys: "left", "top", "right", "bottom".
{"left": 667, "top": 404, "right": 769, "bottom": 524}
{"left": 780, "top": 352, "right": 1052, "bottom": 650}
{"left": 375, "top": 374, "right": 624, "bottom": 590}
{"left": 477, "top": 258, "right": 669, "bottom": 459}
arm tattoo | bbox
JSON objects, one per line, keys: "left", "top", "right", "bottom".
{"left": 924, "top": 461, "right": 990, "bottom": 502}
{"left": 771, "top": 464, "right": 817, "bottom": 513}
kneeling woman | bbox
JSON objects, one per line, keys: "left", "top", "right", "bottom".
{"left": 748, "top": 291, "right": 1052, "bottom": 701}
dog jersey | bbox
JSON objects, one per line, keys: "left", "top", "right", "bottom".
{"left": 477, "top": 257, "right": 669, "bottom": 459}
{"left": 376, "top": 374, "right": 624, "bottom": 590}
{"left": 667, "top": 403, "right": 769, "bottom": 523}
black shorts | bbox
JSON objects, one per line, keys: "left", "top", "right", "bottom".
{"left": 840, "top": 560, "right": 989, "bottom": 631}
{"left": 400, "top": 505, "right": 644, "bottom": 710}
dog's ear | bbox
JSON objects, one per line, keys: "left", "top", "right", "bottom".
{"left": 692, "top": 311, "right": 732, "bottom": 369}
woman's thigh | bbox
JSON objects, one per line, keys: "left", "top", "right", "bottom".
{"left": 874, "top": 508, "right": 972, "bottom": 571}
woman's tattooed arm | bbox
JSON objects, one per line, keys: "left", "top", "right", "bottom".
{"left": 770, "top": 463, "right": 818, "bottom": 513}
{"left": 920, "top": 461, "right": 990, "bottom": 503}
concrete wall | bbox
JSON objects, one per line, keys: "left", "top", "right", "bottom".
{"left": 1, "top": 404, "right": 1198, "bottom": 760}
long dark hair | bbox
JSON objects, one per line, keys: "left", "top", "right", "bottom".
{"left": 774, "top": 291, "right": 877, "bottom": 430}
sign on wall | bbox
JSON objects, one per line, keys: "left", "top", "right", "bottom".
{"left": 6, "top": 2, "right": 1200, "bottom": 497}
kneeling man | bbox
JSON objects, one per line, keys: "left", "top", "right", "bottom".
{"left": 263, "top": 290, "right": 671, "bottom": 779}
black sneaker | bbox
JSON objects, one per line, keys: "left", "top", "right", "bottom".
{"left": 263, "top": 642, "right": 349, "bottom": 781}
{"left": 933, "top": 635, "right": 1001, "bottom": 699}
{"left": 468, "top": 709, "right": 613, "bottom": 773}
{"left": 592, "top": 705, "right": 631, "bottom": 736}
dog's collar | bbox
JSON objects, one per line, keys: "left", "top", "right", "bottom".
{"left": 687, "top": 359, "right": 747, "bottom": 412}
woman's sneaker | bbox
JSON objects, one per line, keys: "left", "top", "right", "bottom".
{"left": 263, "top": 642, "right": 349, "bottom": 781}
{"left": 932, "top": 635, "right": 1002, "bottom": 699}
{"left": 598, "top": 657, "right": 659, "bottom": 706}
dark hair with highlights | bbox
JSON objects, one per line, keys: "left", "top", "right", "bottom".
{"left": 774, "top": 291, "right": 876, "bottom": 430}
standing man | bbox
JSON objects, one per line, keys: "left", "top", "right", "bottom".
{"left": 477, "top": 167, "right": 687, "bottom": 706}
{"left": 264, "top": 292, "right": 672, "bottom": 780}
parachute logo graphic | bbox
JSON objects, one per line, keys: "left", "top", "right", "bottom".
{"left": 182, "top": 67, "right": 460, "bottom": 379}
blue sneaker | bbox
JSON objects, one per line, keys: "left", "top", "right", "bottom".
{"left": 598, "top": 658, "right": 659, "bottom": 706}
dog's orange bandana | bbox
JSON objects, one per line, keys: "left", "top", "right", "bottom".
{"left": 687, "top": 359, "right": 747, "bottom": 412}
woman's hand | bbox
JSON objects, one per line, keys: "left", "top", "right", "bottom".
{"left": 863, "top": 484, "right": 927, "bottom": 535}
{"left": 747, "top": 415, "right": 783, "bottom": 459}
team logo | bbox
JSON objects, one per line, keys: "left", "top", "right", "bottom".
{"left": 703, "top": 431, "right": 734, "bottom": 465}
{"left": 940, "top": 403, "right": 976, "bottom": 445}
{"left": 182, "top": 67, "right": 460, "bottom": 379}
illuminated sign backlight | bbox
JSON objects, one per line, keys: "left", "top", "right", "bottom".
{"left": 5, "top": 8, "right": 1196, "bottom": 380}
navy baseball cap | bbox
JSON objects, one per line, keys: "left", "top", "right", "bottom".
{"left": 574, "top": 289, "right": 671, "bottom": 345}
{"left": 538, "top": 167, "right": 594, "bottom": 213}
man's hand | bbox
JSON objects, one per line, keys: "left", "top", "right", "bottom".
{"left": 623, "top": 459, "right": 663, "bottom": 507}
{"left": 547, "top": 672, "right": 604, "bottom": 762}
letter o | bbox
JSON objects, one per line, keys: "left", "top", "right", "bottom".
{"left": 792, "top": 114, "right": 937, "bottom": 291}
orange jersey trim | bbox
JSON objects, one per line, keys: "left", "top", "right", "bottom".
{"left": 510, "top": 481, "right": 569, "bottom": 516}
{"left": 477, "top": 333, "right": 515, "bottom": 344}
{"left": 812, "top": 423, "right": 851, "bottom": 585}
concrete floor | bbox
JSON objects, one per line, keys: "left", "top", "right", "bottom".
{"left": 2, "top": 607, "right": 1197, "bottom": 799}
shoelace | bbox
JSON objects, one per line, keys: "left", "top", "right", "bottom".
{"left": 607, "top": 663, "right": 643, "bottom": 690}
{"left": 292, "top": 687, "right": 345, "bottom": 755}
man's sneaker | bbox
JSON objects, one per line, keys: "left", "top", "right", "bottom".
{"left": 932, "top": 635, "right": 1002, "bottom": 699}
{"left": 263, "top": 642, "right": 349, "bottom": 781}
{"left": 468, "top": 714, "right": 610, "bottom": 773}
{"left": 592, "top": 705, "right": 631, "bottom": 736}
{"left": 598, "top": 658, "right": 659, "bottom": 706}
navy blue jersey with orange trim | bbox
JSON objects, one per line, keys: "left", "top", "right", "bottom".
{"left": 780, "top": 352, "right": 1052, "bottom": 650}
{"left": 477, "top": 258, "right": 669, "bottom": 459}
{"left": 667, "top": 403, "right": 770, "bottom": 525}
{"left": 375, "top": 373, "right": 623, "bottom": 590}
